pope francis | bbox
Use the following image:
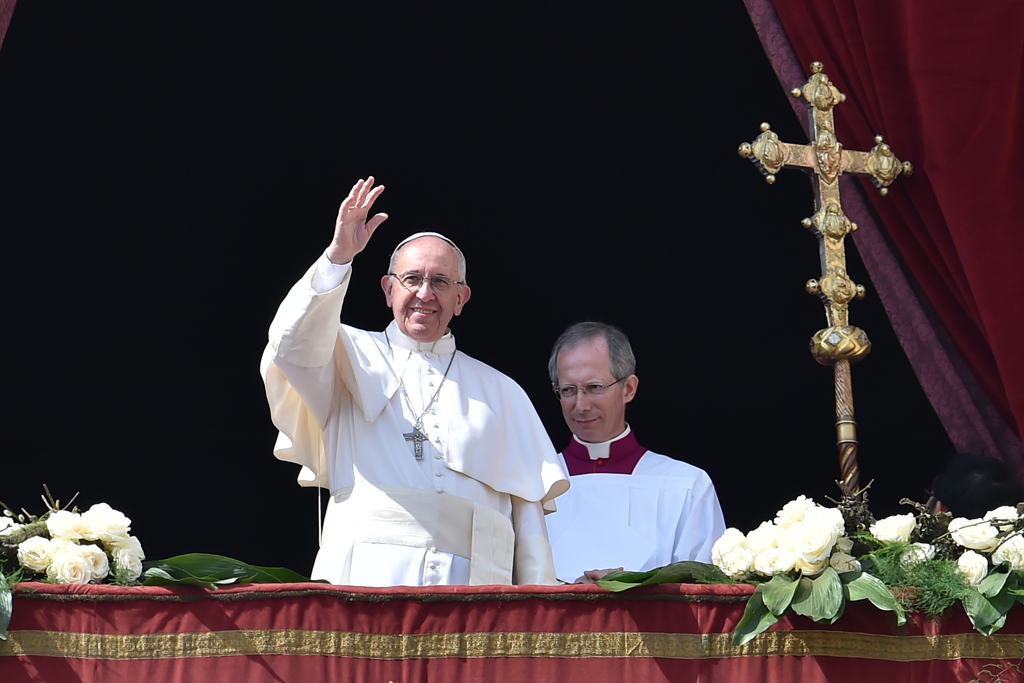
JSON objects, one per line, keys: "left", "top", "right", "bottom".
{"left": 261, "top": 177, "right": 568, "bottom": 586}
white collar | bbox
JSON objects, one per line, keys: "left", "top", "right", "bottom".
{"left": 573, "top": 424, "right": 631, "bottom": 460}
{"left": 385, "top": 320, "right": 456, "bottom": 356}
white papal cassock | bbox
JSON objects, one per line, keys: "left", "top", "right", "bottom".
{"left": 261, "top": 255, "right": 569, "bottom": 586}
{"left": 545, "top": 427, "right": 726, "bottom": 583}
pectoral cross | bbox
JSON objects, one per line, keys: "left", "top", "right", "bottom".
{"left": 738, "top": 62, "right": 913, "bottom": 494}
{"left": 404, "top": 423, "right": 428, "bottom": 460}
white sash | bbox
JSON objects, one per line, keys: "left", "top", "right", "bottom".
{"left": 316, "top": 484, "right": 515, "bottom": 585}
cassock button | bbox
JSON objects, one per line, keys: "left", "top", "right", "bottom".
{"left": 436, "top": 487, "right": 444, "bottom": 494}
{"left": 433, "top": 424, "right": 439, "bottom": 429}
{"left": 429, "top": 547, "right": 437, "bottom": 554}
{"left": 428, "top": 381, "right": 435, "bottom": 387}
{"left": 435, "top": 437, "right": 442, "bottom": 444}
{"left": 434, "top": 471, "right": 442, "bottom": 477}
{"left": 597, "top": 460, "right": 606, "bottom": 467}
{"left": 434, "top": 453, "right": 443, "bottom": 460}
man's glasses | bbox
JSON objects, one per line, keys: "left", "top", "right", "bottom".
{"left": 553, "top": 378, "right": 627, "bottom": 401}
{"left": 389, "top": 271, "right": 464, "bottom": 294}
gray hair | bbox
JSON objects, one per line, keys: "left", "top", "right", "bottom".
{"left": 388, "top": 232, "right": 467, "bottom": 283}
{"left": 548, "top": 321, "right": 636, "bottom": 385}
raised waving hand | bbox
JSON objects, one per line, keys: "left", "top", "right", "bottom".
{"left": 326, "top": 176, "right": 389, "bottom": 264}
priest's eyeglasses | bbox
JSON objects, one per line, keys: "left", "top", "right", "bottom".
{"left": 553, "top": 378, "right": 627, "bottom": 401}
{"left": 389, "top": 271, "right": 465, "bottom": 294}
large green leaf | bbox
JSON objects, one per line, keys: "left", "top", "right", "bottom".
{"left": 791, "top": 567, "right": 843, "bottom": 622}
{"left": 142, "top": 554, "right": 314, "bottom": 590}
{"left": 762, "top": 573, "right": 799, "bottom": 616}
{"left": 962, "top": 587, "right": 1006, "bottom": 636}
{"left": 841, "top": 571, "right": 906, "bottom": 625}
{"left": 595, "top": 561, "right": 731, "bottom": 592}
{"left": 0, "top": 572, "right": 12, "bottom": 641}
{"left": 733, "top": 584, "right": 780, "bottom": 646}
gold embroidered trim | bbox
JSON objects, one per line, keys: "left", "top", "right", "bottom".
{"left": 2, "top": 629, "right": 1022, "bottom": 661}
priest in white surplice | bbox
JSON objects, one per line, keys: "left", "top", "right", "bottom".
{"left": 261, "top": 177, "right": 569, "bottom": 586}
{"left": 544, "top": 322, "right": 726, "bottom": 583}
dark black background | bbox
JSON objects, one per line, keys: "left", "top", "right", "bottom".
{"left": 1, "top": 2, "right": 952, "bottom": 573}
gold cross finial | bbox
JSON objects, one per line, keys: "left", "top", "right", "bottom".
{"left": 737, "top": 62, "right": 913, "bottom": 494}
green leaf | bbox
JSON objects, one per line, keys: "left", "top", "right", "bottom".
{"left": 827, "top": 596, "right": 846, "bottom": 624}
{"left": 595, "top": 561, "right": 731, "bottom": 592}
{"left": 141, "top": 553, "right": 314, "bottom": 590}
{"left": 761, "top": 573, "right": 799, "bottom": 616}
{"left": 841, "top": 571, "right": 906, "bottom": 625}
{"left": 791, "top": 567, "right": 843, "bottom": 622}
{"left": 733, "top": 585, "right": 780, "bottom": 646}
{"left": 242, "top": 565, "right": 314, "bottom": 584}
{"left": 0, "top": 572, "right": 12, "bottom": 641}
{"left": 962, "top": 587, "right": 1009, "bottom": 636}
{"left": 962, "top": 589, "right": 999, "bottom": 635}
{"left": 977, "top": 565, "right": 1010, "bottom": 598}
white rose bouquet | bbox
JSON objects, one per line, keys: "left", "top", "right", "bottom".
{"left": 1, "top": 492, "right": 145, "bottom": 587}
{"left": 596, "top": 484, "right": 1024, "bottom": 645}
{"left": 835, "top": 499, "right": 1024, "bottom": 638}
{"left": 706, "top": 495, "right": 904, "bottom": 645}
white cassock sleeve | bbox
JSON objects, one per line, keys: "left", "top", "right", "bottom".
{"left": 510, "top": 496, "right": 558, "bottom": 585}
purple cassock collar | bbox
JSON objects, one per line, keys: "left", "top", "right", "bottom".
{"left": 562, "top": 426, "right": 648, "bottom": 476}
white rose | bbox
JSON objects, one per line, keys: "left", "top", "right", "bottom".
{"left": 711, "top": 528, "right": 748, "bottom": 566}
{"left": 50, "top": 537, "right": 75, "bottom": 554}
{"left": 78, "top": 544, "right": 110, "bottom": 581}
{"left": 752, "top": 547, "right": 797, "bottom": 576}
{"left": 17, "top": 536, "right": 56, "bottom": 573}
{"left": 804, "top": 505, "right": 846, "bottom": 538}
{"left": 901, "top": 543, "right": 935, "bottom": 566}
{"left": 745, "top": 522, "right": 780, "bottom": 553}
{"left": 870, "top": 513, "right": 916, "bottom": 543}
{"left": 794, "top": 555, "right": 829, "bottom": 576}
{"left": 984, "top": 506, "right": 1019, "bottom": 531}
{"left": 829, "top": 552, "right": 861, "bottom": 573}
{"left": 108, "top": 535, "right": 145, "bottom": 562}
{"left": 775, "top": 495, "right": 815, "bottom": 528}
{"left": 779, "top": 519, "right": 839, "bottom": 565}
{"left": 46, "top": 547, "right": 93, "bottom": 584}
{"left": 991, "top": 534, "right": 1024, "bottom": 571}
{"left": 835, "top": 536, "right": 854, "bottom": 554}
{"left": 958, "top": 550, "right": 989, "bottom": 585}
{"left": 716, "top": 546, "right": 755, "bottom": 578}
{"left": 81, "top": 503, "right": 132, "bottom": 544}
{"left": 950, "top": 518, "right": 1001, "bottom": 552}
{"left": 45, "top": 510, "right": 90, "bottom": 541}
{"left": 113, "top": 548, "right": 144, "bottom": 582}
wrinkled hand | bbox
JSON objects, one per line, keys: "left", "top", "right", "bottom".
{"left": 325, "top": 176, "right": 389, "bottom": 264}
{"left": 574, "top": 567, "right": 624, "bottom": 584}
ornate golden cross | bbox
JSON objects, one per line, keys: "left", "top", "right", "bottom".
{"left": 738, "top": 61, "right": 913, "bottom": 494}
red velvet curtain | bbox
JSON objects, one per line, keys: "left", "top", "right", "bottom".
{"left": 759, "top": 1, "right": 1024, "bottom": 456}
{"left": 0, "top": 0, "right": 16, "bottom": 53}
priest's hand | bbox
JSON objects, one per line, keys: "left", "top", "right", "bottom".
{"left": 573, "top": 567, "right": 623, "bottom": 584}
{"left": 326, "top": 176, "right": 389, "bottom": 265}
